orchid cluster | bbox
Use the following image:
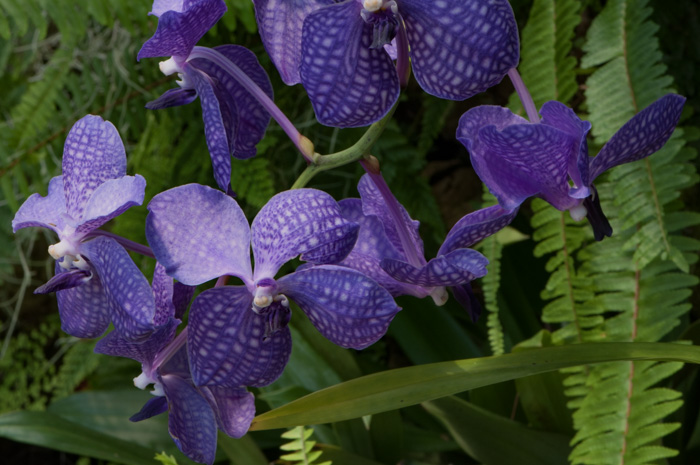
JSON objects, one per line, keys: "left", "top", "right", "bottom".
{"left": 11, "top": 0, "right": 685, "bottom": 463}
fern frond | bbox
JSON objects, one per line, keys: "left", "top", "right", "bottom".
{"left": 477, "top": 190, "right": 505, "bottom": 356}
{"left": 279, "top": 426, "right": 332, "bottom": 465}
{"left": 508, "top": 0, "right": 581, "bottom": 113}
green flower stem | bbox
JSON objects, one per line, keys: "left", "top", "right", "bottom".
{"left": 290, "top": 104, "right": 398, "bottom": 190}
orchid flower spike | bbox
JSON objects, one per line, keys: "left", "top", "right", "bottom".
{"left": 145, "top": 184, "right": 401, "bottom": 391}
{"left": 457, "top": 94, "right": 686, "bottom": 240}
{"left": 12, "top": 115, "right": 158, "bottom": 341}
{"left": 252, "top": 0, "right": 520, "bottom": 127}
{"left": 96, "top": 264, "right": 249, "bottom": 465}
{"left": 338, "top": 174, "right": 516, "bottom": 321}
{"left": 138, "top": 0, "right": 275, "bottom": 193}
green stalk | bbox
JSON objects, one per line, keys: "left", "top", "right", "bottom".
{"left": 290, "top": 104, "right": 397, "bottom": 190}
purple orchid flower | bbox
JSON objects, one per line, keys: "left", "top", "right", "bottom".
{"left": 252, "top": 0, "right": 520, "bottom": 127}
{"left": 145, "top": 184, "right": 401, "bottom": 389}
{"left": 457, "top": 94, "right": 686, "bottom": 240}
{"left": 96, "top": 264, "right": 250, "bottom": 465}
{"left": 11, "top": 115, "right": 157, "bottom": 341}
{"left": 338, "top": 173, "right": 516, "bottom": 321}
{"left": 138, "top": 0, "right": 274, "bottom": 193}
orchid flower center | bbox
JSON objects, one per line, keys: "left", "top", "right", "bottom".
{"left": 159, "top": 57, "right": 192, "bottom": 88}
{"left": 360, "top": 0, "right": 400, "bottom": 49}
{"left": 569, "top": 203, "right": 588, "bottom": 222}
{"left": 48, "top": 235, "right": 89, "bottom": 271}
{"left": 252, "top": 278, "right": 292, "bottom": 338}
{"left": 133, "top": 371, "right": 165, "bottom": 397}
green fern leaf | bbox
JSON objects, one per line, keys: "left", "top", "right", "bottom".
{"left": 279, "top": 426, "right": 332, "bottom": 465}
{"left": 508, "top": 0, "right": 582, "bottom": 113}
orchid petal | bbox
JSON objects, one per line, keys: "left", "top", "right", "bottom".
{"left": 130, "top": 396, "right": 169, "bottom": 422}
{"left": 55, "top": 266, "right": 111, "bottom": 339}
{"left": 201, "top": 386, "right": 255, "bottom": 438}
{"left": 138, "top": 0, "right": 227, "bottom": 60}
{"left": 438, "top": 205, "right": 518, "bottom": 255}
{"left": 400, "top": 0, "right": 519, "bottom": 99}
{"left": 382, "top": 248, "right": 488, "bottom": 288}
{"left": 188, "top": 287, "right": 291, "bottom": 387}
{"left": 589, "top": 94, "right": 686, "bottom": 181}
{"left": 173, "top": 282, "right": 196, "bottom": 320}
{"left": 81, "top": 237, "right": 156, "bottom": 342}
{"left": 338, "top": 199, "right": 420, "bottom": 296}
{"left": 279, "top": 265, "right": 400, "bottom": 349}
{"left": 34, "top": 268, "right": 91, "bottom": 294}
{"left": 252, "top": 0, "right": 333, "bottom": 85}
{"left": 12, "top": 176, "right": 67, "bottom": 234}
{"left": 62, "top": 115, "right": 126, "bottom": 222}
{"left": 160, "top": 374, "right": 217, "bottom": 465}
{"left": 146, "top": 184, "right": 253, "bottom": 286}
{"left": 452, "top": 282, "right": 482, "bottom": 322}
{"left": 457, "top": 105, "right": 529, "bottom": 152}
{"left": 470, "top": 122, "right": 577, "bottom": 211}
{"left": 95, "top": 318, "right": 179, "bottom": 365}
{"left": 190, "top": 45, "right": 273, "bottom": 159}
{"left": 300, "top": 0, "right": 399, "bottom": 127}
{"left": 74, "top": 175, "right": 146, "bottom": 235}
{"left": 252, "top": 189, "right": 358, "bottom": 280}
{"left": 357, "top": 174, "right": 423, "bottom": 259}
{"left": 188, "top": 67, "right": 235, "bottom": 192}
{"left": 145, "top": 87, "right": 198, "bottom": 110}
{"left": 540, "top": 100, "right": 592, "bottom": 198}
{"left": 153, "top": 263, "right": 177, "bottom": 325}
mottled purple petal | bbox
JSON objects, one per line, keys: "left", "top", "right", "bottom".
{"left": 56, "top": 266, "right": 111, "bottom": 339}
{"left": 466, "top": 119, "right": 577, "bottom": 211}
{"left": 130, "top": 396, "right": 169, "bottom": 422}
{"left": 279, "top": 265, "right": 400, "bottom": 349}
{"left": 188, "top": 67, "right": 235, "bottom": 192}
{"left": 252, "top": 0, "right": 333, "bottom": 84}
{"left": 190, "top": 45, "right": 273, "bottom": 159}
{"left": 401, "top": 0, "right": 519, "bottom": 99}
{"left": 160, "top": 374, "right": 217, "bottom": 465}
{"left": 138, "top": 0, "right": 227, "bottom": 60}
{"left": 357, "top": 174, "right": 423, "bottom": 259}
{"left": 146, "top": 87, "right": 198, "bottom": 109}
{"left": 457, "top": 105, "right": 528, "bottom": 152}
{"left": 201, "top": 386, "right": 255, "bottom": 438}
{"left": 452, "top": 282, "right": 482, "bottom": 322}
{"left": 251, "top": 189, "right": 359, "bottom": 280}
{"left": 62, "top": 116, "right": 126, "bottom": 221}
{"left": 73, "top": 175, "right": 146, "bottom": 235}
{"left": 153, "top": 263, "right": 177, "bottom": 325}
{"left": 146, "top": 184, "right": 253, "bottom": 286}
{"left": 81, "top": 237, "right": 155, "bottom": 341}
{"left": 188, "top": 287, "right": 291, "bottom": 387}
{"left": 12, "top": 176, "right": 67, "bottom": 233}
{"left": 300, "top": 0, "right": 399, "bottom": 127}
{"left": 589, "top": 94, "right": 686, "bottom": 181}
{"left": 95, "top": 318, "right": 179, "bottom": 365}
{"left": 338, "top": 199, "right": 420, "bottom": 297}
{"left": 382, "top": 248, "right": 488, "bottom": 287}
{"left": 173, "top": 283, "right": 195, "bottom": 320}
{"left": 540, "top": 101, "right": 592, "bottom": 198}
{"left": 438, "top": 205, "right": 518, "bottom": 255}
{"left": 34, "top": 269, "right": 91, "bottom": 294}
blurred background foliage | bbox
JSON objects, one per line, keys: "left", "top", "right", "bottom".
{"left": 0, "top": 0, "right": 698, "bottom": 464}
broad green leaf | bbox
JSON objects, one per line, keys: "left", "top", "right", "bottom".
{"left": 317, "top": 444, "right": 386, "bottom": 465}
{"left": 218, "top": 433, "right": 268, "bottom": 465}
{"left": 249, "top": 343, "right": 700, "bottom": 430}
{"left": 424, "top": 396, "right": 570, "bottom": 465}
{"left": 0, "top": 410, "right": 157, "bottom": 465}
{"left": 47, "top": 390, "right": 179, "bottom": 456}
{"left": 369, "top": 410, "right": 403, "bottom": 465}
